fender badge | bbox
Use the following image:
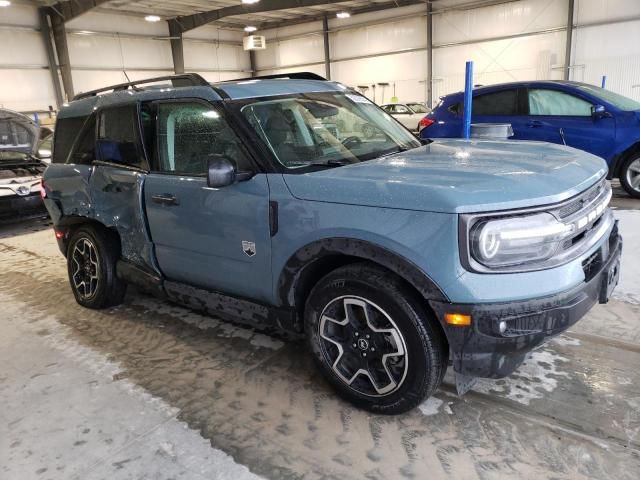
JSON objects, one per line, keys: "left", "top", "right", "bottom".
{"left": 242, "top": 241, "right": 256, "bottom": 257}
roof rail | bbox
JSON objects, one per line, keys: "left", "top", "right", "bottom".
{"left": 73, "top": 73, "right": 210, "bottom": 101}
{"left": 225, "top": 72, "right": 327, "bottom": 82}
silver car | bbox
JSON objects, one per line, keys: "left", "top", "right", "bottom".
{"left": 381, "top": 102, "right": 431, "bottom": 132}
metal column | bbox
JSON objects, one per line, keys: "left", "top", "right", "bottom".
{"left": 564, "top": 0, "right": 575, "bottom": 81}
{"left": 168, "top": 20, "right": 185, "bottom": 74}
{"left": 49, "top": 11, "right": 74, "bottom": 101}
{"left": 426, "top": 1, "right": 433, "bottom": 107}
{"left": 38, "top": 8, "right": 64, "bottom": 108}
{"left": 322, "top": 15, "right": 331, "bottom": 80}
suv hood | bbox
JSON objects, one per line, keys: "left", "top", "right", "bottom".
{"left": 282, "top": 139, "right": 607, "bottom": 213}
{"left": 0, "top": 109, "right": 38, "bottom": 155}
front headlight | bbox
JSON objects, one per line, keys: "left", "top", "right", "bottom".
{"left": 470, "top": 213, "right": 575, "bottom": 268}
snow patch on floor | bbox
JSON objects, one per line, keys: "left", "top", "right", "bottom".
{"left": 551, "top": 335, "right": 581, "bottom": 347}
{"left": 418, "top": 395, "right": 453, "bottom": 416}
{"left": 472, "top": 346, "right": 570, "bottom": 405}
{"left": 612, "top": 210, "right": 640, "bottom": 305}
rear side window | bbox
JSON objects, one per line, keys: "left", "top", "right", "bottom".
{"left": 528, "top": 89, "right": 593, "bottom": 116}
{"left": 473, "top": 89, "right": 518, "bottom": 116}
{"left": 97, "top": 105, "right": 145, "bottom": 169}
{"left": 68, "top": 115, "right": 96, "bottom": 165}
{"left": 52, "top": 116, "right": 87, "bottom": 163}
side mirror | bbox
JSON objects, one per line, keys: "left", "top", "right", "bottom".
{"left": 207, "top": 155, "right": 236, "bottom": 188}
{"left": 592, "top": 104, "right": 607, "bottom": 119}
{"left": 207, "top": 155, "right": 254, "bottom": 188}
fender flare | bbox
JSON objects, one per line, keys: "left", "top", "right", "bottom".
{"left": 277, "top": 237, "right": 449, "bottom": 309}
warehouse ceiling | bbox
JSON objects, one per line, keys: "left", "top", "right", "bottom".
{"left": 32, "top": 0, "right": 509, "bottom": 30}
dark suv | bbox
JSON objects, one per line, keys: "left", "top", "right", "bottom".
{"left": 42, "top": 74, "right": 621, "bottom": 414}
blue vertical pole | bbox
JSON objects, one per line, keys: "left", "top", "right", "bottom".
{"left": 33, "top": 112, "right": 40, "bottom": 127}
{"left": 601, "top": 75, "right": 606, "bottom": 88}
{"left": 462, "top": 61, "right": 473, "bottom": 139}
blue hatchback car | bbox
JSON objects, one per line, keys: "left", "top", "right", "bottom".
{"left": 420, "top": 81, "right": 640, "bottom": 198}
{"left": 43, "top": 74, "right": 622, "bottom": 414}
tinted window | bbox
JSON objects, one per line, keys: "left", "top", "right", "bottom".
{"left": 97, "top": 105, "right": 144, "bottom": 168}
{"left": 68, "top": 115, "right": 95, "bottom": 165}
{"left": 473, "top": 89, "right": 518, "bottom": 115}
{"left": 52, "top": 116, "right": 87, "bottom": 163}
{"left": 528, "top": 89, "right": 593, "bottom": 116}
{"left": 155, "top": 102, "right": 251, "bottom": 175}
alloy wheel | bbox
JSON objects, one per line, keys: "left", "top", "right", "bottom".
{"left": 318, "top": 296, "right": 408, "bottom": 397}
{"left": 71, "top": 238, "right": 100, "bottom": 300}
{"left": 625, "top": 158, "right": 640, "bottom": 193}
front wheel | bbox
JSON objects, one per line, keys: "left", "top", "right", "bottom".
{"left": 67, "top": 225, "right": 127, "bottom": 309}
{"left": 620, "top": 154, "right": 640, "bottom": 199}
{"left": 305, "top": 263, "right": 447, "bottom": 414}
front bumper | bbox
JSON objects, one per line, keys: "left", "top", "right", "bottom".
{"left": 430, "top": 222, "right": 622, "bottom": 379}
{"left": 0, "top": 193, "right": 45, "bottom": 218}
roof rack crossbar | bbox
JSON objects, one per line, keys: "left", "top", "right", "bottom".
{"left": 73, "top": 73, "right": 210, "bottom": 101}
{"left": 226, "top": 72, "right": 327, "bottom": 82}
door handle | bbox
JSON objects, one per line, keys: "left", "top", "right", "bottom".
{"left": 527, "top": 120, "right": 544, "bottom": 128}
{"left": 151, "top": 194, "right": 179, "bottom": 206}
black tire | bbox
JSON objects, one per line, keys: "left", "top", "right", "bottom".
{"left": 66, "top": 225, "right": 127, "bottom": 309}
{"left": 305, "top": 262, "right": 447, "bottom": 414}
{"left": 619, "top": 153, "right": 640, "bottom": 199}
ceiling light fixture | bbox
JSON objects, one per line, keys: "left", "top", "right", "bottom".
{"left": 244, "top": 25, "right": 257, "bottom": 32}
{"left": 336, "top": 11, "right": 350, "bottom": 19}
{"left": 0, "top": 1, "right": 11, "bottom": 7}
{"left": 144, "top": 15, "right": 161, "bottom": 22}
{"left": 242, "top": 0, "right": 260, "bottom": 4}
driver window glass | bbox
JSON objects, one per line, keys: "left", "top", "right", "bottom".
{"left": 528, "top": 89, "right": 593, "bottom": 116}
{"left": 155, "top": 102, "right": 250, "bottom": 175}
{"left": 395, "top": 105, "right": 410, "bottom": 113}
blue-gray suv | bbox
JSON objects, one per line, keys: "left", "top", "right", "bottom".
{"left": 42, "top": 73, "right": 622, "bottom": 414}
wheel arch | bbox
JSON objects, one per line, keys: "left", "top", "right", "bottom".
{"left": 277, "top": 238, "right": 449, "bottom": 330}
{"left": 56, "top": 216, "right": 122, "bottom": 257}
{"left": 609, "top": 141, "right": 640, "bottom": 179}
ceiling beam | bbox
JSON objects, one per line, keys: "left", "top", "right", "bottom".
{"left": 50, "top": 0, "right": 114, "bottom": 22}
{"left": 170, "top": 0, "right": 350, "bottom": 33}
{"left": 252, "top": 0, "right": 427, "bottom": 31}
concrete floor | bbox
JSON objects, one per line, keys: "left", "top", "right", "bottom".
{"left": 1, "top": 186, "right": 639, "bottom": 480}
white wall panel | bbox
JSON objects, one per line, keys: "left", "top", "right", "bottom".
{"left": 71, "top": 69, "right": 175, "bottom": 95}
{"left": 0, "top": 69, "right": 56, "bottom": 112}
{"left": 332, "top": 51, "right": 429, "bottom": 103}
{"left": 331, "top": 17, "right": 426, "bottom": 60}
{"left": 572, "top": 19, "right": 640, "bottom": 99}
{"left": 68, "top": 33, "right": 173, "bottom": 70}
{"left": 433, "top": 30, "right": 566, "bottom": 99}
{"left": 574, "top": 0, "right": 640, "bottom": 24}
{"left": 255, "top": 34, "right": 324, "bottom": 69}
{"left": 0, "top": 29, "right": 48, "bottom": 66}
{"left": 434, "top": 0, "right": 568, "bottom": 45}
{"left": 0, "top": 3, "right": 39, "bottom": 28}
{"left": 184, "top": 41, "right": 250, "bottom": 72}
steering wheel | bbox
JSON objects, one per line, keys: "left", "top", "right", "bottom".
{"left": 341, "top": 136, "right": 362, "bottom": 149}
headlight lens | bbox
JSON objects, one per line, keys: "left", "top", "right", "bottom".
{"left": 470, "top": 213, "right": 575, "bottom": 268}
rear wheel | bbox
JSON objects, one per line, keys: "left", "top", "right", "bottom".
{"left": 67, "top": 225, "right": 126, "bottom": 309}
{"left": 620, "top": 153, "right": 640, "bottom": 199}
{"left": 305, "top": 262, "right": 446, "bottom": 414}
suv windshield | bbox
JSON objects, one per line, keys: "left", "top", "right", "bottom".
{"left": 577, "top": 85, "right": 640, "bottom": 111}
{"left": 239, "top": 92, "right": 421, "bottom": 169}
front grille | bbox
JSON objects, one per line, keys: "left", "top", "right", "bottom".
{"left": 557, "top": 180, "right": 605, "bottom": 219}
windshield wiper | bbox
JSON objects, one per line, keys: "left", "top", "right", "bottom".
{"left": 308, "top": 159, "right": 354, "bottom": 167}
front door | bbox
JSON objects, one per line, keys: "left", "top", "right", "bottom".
{"left": 141, "top": 101, "right": 273, "bottom": 303}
